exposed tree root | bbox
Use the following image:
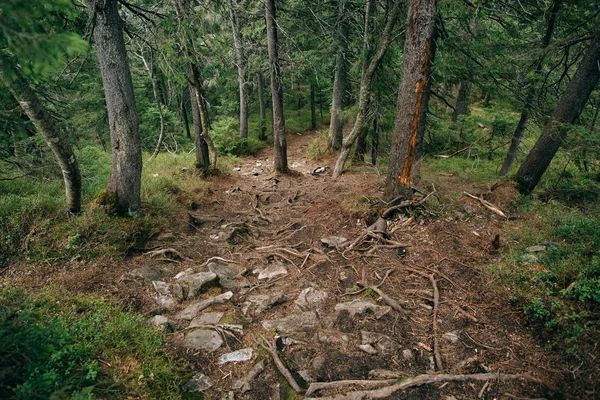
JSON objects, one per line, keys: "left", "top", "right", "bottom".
{"left": 260, "top": 338, "right": 302, "bottom": 393}
{"left": 144, "top": 248, "right": 192, "bottom": 262}
{"left": 429, "top": 273, "right": 443, "bottom": 371}
{"left": 306, "top": 379, "right": 397, "bottom": 396}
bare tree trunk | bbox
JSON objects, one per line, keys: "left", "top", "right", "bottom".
{"left": 328, "top": 0, "right": 349, "bottom": 150}
{"left": 88, "top": 0, "right": 142, "bottom": 216}
{"left": 181, "top": 91, "right": 192, "bottom": 140}
{"left": 371, "top": 110, "right": 379, "bottom": 165}
{"left": 384, "top": 0, "right": 437, "bottom": 201}
{"left": 265, "top": 0, "right": 288, "bottom": 173}
{"left": 499, "top": 0, "right": 563, "bottom": 177}
{"left": 332, "top": 2, "right": 401, "bottom": 179}
{"left": 137, "top": 48, "right": 166, "bottom": 162}
{"left": 0, "top": 52, "right": 82, "bottom": 214}
{"left": 451, "top": 80, "right": 471, "bottom": 122}
{"left": 257, "top": 71, "right": 267, "bottom": 140}
{"left": 515, "top": 30, "right": 600, "bottom": 194}
{"left": 189, "top": 84, "right": 209, "bottom": 168}
{"left": 310, "top": 82, "right": 317, "bottom": 130}
{"left": 230, "top": 0, "right": 248, "bottom": 139}
{"left": 354, "top": 130, "right": 367, "bottom": 163}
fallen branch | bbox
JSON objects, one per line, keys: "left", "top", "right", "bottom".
{"left": 381, "top": 200, "right": 414, "bottom": 219}
{"left": 201, "top": 256, "right": 239, "bottom": 267}
{"left": 306, "top": 379, "right": 397, "bottom": 396}
{"left": 450, "top": 302, "right": 479, "bottom": 323}
{"left": 429, "top": 274, "right": 443, "bottom": 371}
{"left": 463, "top": 192, "right": 507, "bottom": 218}
{"left": 260, "top": 339, "right": 301, "bottom": 393}
{"left": 357, "top": 283, "right": 407, "bottom": 318}
{"left": 144, "top": 248, "right": 192, "bottom": 261}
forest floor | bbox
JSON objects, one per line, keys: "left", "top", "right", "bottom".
{"left": 7, "top": 128, "right": 596, "bottom": 399}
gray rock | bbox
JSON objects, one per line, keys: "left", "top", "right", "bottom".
{"left": 218, "top": 348, "right": 254, "bottom": 364}
{"left": 182, "top": 372, "right": 213, "bottom": 392}
{"left": 298, "top": 370, "right": 316, "bottom": 383}
{"left": 242, "top": 293, "right": 287, "bottom": 316}
{"left": 232, "top": 360, "right": 265, "bottom": 392}
{"left": 152, "top": 281, "right": 171, "bottom": 296}
{"left": 254, "top": 262, "right": 288, "bottom": 280}
{"left": 295, "top": 287, "right": 328, "bottom": 310}
{"left": 321, "top": 237, "right": 348, "bottom": 247}
{"left": 208, "top": 262, "right": 240, "bottom": 289}
{"left": 189, "top": 311, "right": 225, "bottom": 328}
{"left": 359, "top": 344, "right": 378, "bottom": 355}
{"left": 148, "top": 315, "right": 172, "bottom": 333}
{"left": 442, "top": 331, "right": 460, "bottom": 344}
{"left": 334, "top": 299, "right": 391, "bottom": 319}
{"left": 317, "top": 331, "right": 349, "bottom": 347}
{"left": 361, "top": 331, "right": 401, "bottom": 354}
{"left": 129, "top": 266, "right": 162, "bottom": 282}
{"left": 183, "top": 329, "right": 223, "bottom": 351}
{"left": 177, "top": 271, "right": 218, "bottom": 299}
{"left": 174, "top": 268, "right": 195, "bottom": 279}
{"left": 368, "top": 369, "right": 402, "bottom": 379}
{"left": 171, "top": 283, "right": 184, "bottom": 302}
{"left": 402, "top": 349, "right": 414, "bottom": 361}
{"left": 175, "top": 291, "right": 234, "bottom": 320}
{"left": 525, "top": 244, "right": 547, "bottom": 253}
{"left": 155, "top": 295, "right": 175, "bottom": 308}
{"left": 261, "top": 311, "right": 319, "bottom": 334}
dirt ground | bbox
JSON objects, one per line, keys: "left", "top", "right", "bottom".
{"left": 6, "top": 129, "right": 598, "bottom": 399}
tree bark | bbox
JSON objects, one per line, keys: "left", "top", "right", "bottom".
{"left": 499, "top": 0, "right": 563, "bottom": 177}
{"left": 451, "top": 80, "right": 471, "bottom": 122}
{"left": 332, "top": 2, "right": 401, "bottom": 178}
{"left": 189, "top": 84, "right": 210, "bottom": 168}
{"left": 328, "top": 0, "right": 349, "bottom": 150}
{"left": 88, "top": 0, "right": 142, "bottom": 216}
{"left": 515, "top": 29, "right": 600, "bottom": 194}
{"left": 229, "top": 0, "right": 248, "bottom": 139}
{"left": 310, "top": 82, "right": 317, "bottom": 130}
{"left": 137, "top": 48, "right": 166, "bottom": 162}
{"left": 371, "top": 110, "right": 379, "bottom": 165}
{"left": 265, "top": 0, "right": 288, "bottom": 173}
{"left": 181, "top": 91, "right": 191, "bottom": 140}
{"left": 0, "top": 52, "right": 82, "bottom": 215}
{"left": 257, "top": 71, "right": 267, "bottom": 140}
{"left": 384, "top": 0, "right": 437, "bottom": 201}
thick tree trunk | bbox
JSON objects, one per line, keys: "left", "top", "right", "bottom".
{"left": 332, "top": 2, "right": 401, "bottom": 178}
{"left": 0, "top": 52, "right": 82, "bottom": 214}
{"left": 499, "top": 0, "right": 563, "bottom": 177}
{"left": 88, "top": 0, "right": 142, "bottom": 216}
{"left": 515, "top": 30, "right": 600, "bottom": 194}
{"left": 451, "top": 80, "right": 471, "bottom": 122}
{"left": 189, "top": 84, "right": 210, "bottom": 168}
{"left": 328, "top": 0, "right": 349, "bottom": 150}
{"left": 230, "top": 0, "right": 248, "bottom": 139}
{"left": 257, "top": 71, "right": 267, "bottom": 140}
{"left": 265, "top": 0, "right": 288, "bottom": 173}
{"left": 384, "top": 0, "right": 437, "bottom": 201}
{"left": 310, "top": 82, "right": 317, "bottom": 130}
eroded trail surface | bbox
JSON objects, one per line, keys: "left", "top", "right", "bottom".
{"left": 24, "top": 130, "right": 576, "bottom": 399}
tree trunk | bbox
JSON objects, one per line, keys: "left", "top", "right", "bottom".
{"left": 257, "top": 71, "right": 267, "bottom": 140}
{"left": 138, "top": 49, "right": 166, "bottom": 162}
{"left": 230, "top": 0, "right": 248, "bottom": 139}
{"left": 371, "top": 111, "right": 379, "bottom": 165}
{"left": 515, "top": 30, "right": 600, "bottom": 194}
{"left": 181, "top": 91, "right": 191, "bottom": 140}
{"left": 384, "top": 0, "right": 437, "bottom": 201}
{"left": 451, "top": 80, "right": 471, "bottom": 122}
{"left": 189, "top": 84, "right": 210, "bottom": 168}
{"left": 0, "top": 52, "right": 82, "bottom": 214}
{"left": 88, "top": 0, "right": 142, "bottom": 216}
{"left": 499, "top": 0, "right": 563, "bottom": 177}
{"left": 328, "top": 0, "right": 349, "bottom": 150}
{"left": 332, "top": 2, "right": 401, "bottom": 178}
{"left": 354, "top": 131, "right": 367, "bottom": 163}
{"left": 310, "top": 82, "right": 317, "bottom": 130}
{"left": 265, "top": 0, "right": 288, "bottom": 173}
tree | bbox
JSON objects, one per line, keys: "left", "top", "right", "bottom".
{"left": 328, "top": 0, "right": 349, "bottom": 150}
{"left": 265, "top": 0, "right": 287, "bottom": 173}
{"left": 514, "top": 29, "right": 600, "bottom": 194}
{"left": 257, "top": 71, "right": 268, "bottom": 140}
{"left": 189, "top": 84, "right": 210, "bottom": 168}
{"left": 229, "top": 0, "right": 249, "bottom": 139}
{"left": 88, "top": 0, "right": 142, "bottom": 216}
{"left": 384, "top": 0, "right": 437, "bottom": 201}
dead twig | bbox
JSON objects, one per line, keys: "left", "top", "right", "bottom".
{"left": 201, "top": 256, "right": 239, "bottom": 267}
{"left": 463, "top": 192, "right": 507, "bottom": 218}
{"left": 260, "top": 339, "right": 302, "bottom": 393}
{"left": 306, "top": 379, "right": 397, "bottom": 396}
{"left": 144, "top": 248, "right": 192, "bottom": 261}
{"left": 450, "top": 302, "right": 479, "bottom": 323}
{"left": 429, "top": 274, "right": 443, "bottom": 371}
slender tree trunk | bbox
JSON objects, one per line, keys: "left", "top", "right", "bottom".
{"left": 451, "top": 80, "right": 471, "bottom": 122}
{"left": 310, "top": 82, "right": 317, "bottom": 130}
{"left": 230, "top": 0, "right": 248, "bottom": 139}
{"left": 189, "top": 84, "right": 210, "bottom": 168}
{"left": 332, "top": 2, "right": 401, "bottom": 178}
{"left": 265, "top": 0, "right": 287, "bottom": 173}
{"left": 515, "top": 30, "right": 600, "bottom": 194}
{"left": 384, "top": 0, "right": 437, "bottom": 201}
{"left": 371, "top": 111, "right": 379, "bottom": 165}
{"left": 354, "top": 130, "right": 367, "bottom": 163}
{"left": 0, "top": 52, "right": 82, "bottom": 214}
{"left": 328, "top": 0, "right": 349, "bottom": 150}
{"left": 137, "top": 49, "right": 166, "bottom": 162}
{"left": 257, "top": 71, "right": 267, "bottom": 140}
{"left": 88, "top": 0, "right": 141, "bottom": 216}
{"left": 181, "top": 91, "right": 191, "bottom": 140}
{"left": 499, "top": 0, "right": 562, "bottom": 177}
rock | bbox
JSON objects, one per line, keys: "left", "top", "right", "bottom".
{"left": 232, "top": 360, "right": 265, "bottom": 391}
{"left": 254, "top": 262, "right": 288, "bottom": 280}
{"left": 317, "top": 331, "right": 349, "bottom": 347}
{"left": 175, "top": 291, "right": 234, "bottom": 320}
{"left": 148, "top": 315, "right": 172, "bottom": 333}
{"left": 368, "top": 369, "right": 402, "bottom": 379}
{"left": 218, "top": 348, "right": 254, "bottom": 364}
{"left": 129, "top": 266, "right": 162, "bottom": 282}
{"left": 334, "top": 299, "right": 391, "bottom": 319}
{"left": 171, "top": 284, "right": 184, "bottom": 302}
{"left": 359, "top": 344, "right": 378, "bottom": 355}
{"left": 525, "top": 244, "right": 547, "bottom": 253}
{"left": 155, "top": 296, "right": 175, "bottom": 308}
{"left": 152, "top": 281, "right": 171, "bottom": 296}
{"left": 298, "top": 370, "right": 315, "bottom": 383}
{"left": 208, "top": 262, "right": 240, "bottom": 289}
{"left": 183, "top": 329, "right": 223, "bottom": 351}
{"left": 442, "top": 331, "right": 460, "bottom": 344}
{"left": 261, "top": 311, "right": 319, "bottom": 334}
{"left": 177, "top": 271, "right": 218, "bottom": 299}
{"left": 295, "top": 287, "right": 328, "bottom": 310}
{"left": 182, "top": 372, "right": 213, "bottom": 392}
{"left": 189, "top": 311, "right": 225, "bottom": 328}
{"left": 321, "top": 237, "right": 348, "bottom": 247}
{"left": 174, "top": 268, "right": 195, "bottom": 280}
{"left": 361, "top": 331, "right": 401, "bottom": 354}
{"left": 242, "top": 292, "right": 287, "bottom": 316}
{"left": 402, "top": 349, "right": 414, "bottom": 361}
{"left": 519, "top": 254, "right": 539, "bottom": 265}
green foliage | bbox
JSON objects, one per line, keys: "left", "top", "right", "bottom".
{"left": 211, "top": 116, "right": 264, "bottom": 156}
{"left": 0, "top": 287, "right": 185, "bottom": 399}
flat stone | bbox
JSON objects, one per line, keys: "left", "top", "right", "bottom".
{"left": 442, "top": 331, "right": 460, "bottom": 344}
{"left": 334, "top": 299, "right": 391, "bottom": 319}
{"left": 189, "top": 311, "right": 225, "bottom": 328}
{"left": 317, "top": 331, "right": 349, "bottom": 347}
{"left": 171, "top": 283, "right": 184, "bottom": 302}
{"left": 402, "top": 349, "right": 414, "bottom": 360}
{"left": 155, "top": 295, "right": 175, "bottom": 308}
{"left": 255, "top": 262, "right": 288, "bottom": 280}
{"left": 249, "top": 293, "right": 287, "bottom": 315}
{"left": 525, "top": 244, "right": 548, "bottom": 252}
{"left": 177, "top": 271, "right": 218, "bottom": 299}
{"left": 321, "top": 237, "right": 348, "bottom": 247}
{"left": 368, "top": 369, "right": 402, "bottom": 379}
{"left": 208, "top": 261, "right": 240, "bottom": 289}
{"left": 183, "top": 329, "right": 223, "bottom": 351}
{"left": 148, "top": 315, "right": 172, "bottom": 333}
{"left": 232, "top": 360, "right": 265, "bottom": 392}
{"left": 359, "top": 344, "right": 378, "bottom": 355}
{"left": 361, "top": 331, "right": 401, "bottom": 354}
{"left": 261, "top": 311, "right": 319, "bottom": 334}
{"left": 218, "top": 348, "right": 254, "bottom": 364}
{"left": 182, "top": 372, "right": 213, "bottom": 392}
{"left": 295, "top": 287, "right": 328, "bottom": 310}
{"left": 174, "top": 268, "right": 195, "bottom": 279}
{"left": 175, "top": 291, "right": 233, "bottom": 320}
{"left": 129, "top": 266, "right": 162, "bottom": 282}
{"left": 152, "top": 281, "right": 171, "bottom": 296}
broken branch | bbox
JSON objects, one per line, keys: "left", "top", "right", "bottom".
{"left": 463, "top": 192, "right": 507, "bottom": 218}
{"left": 260, "top": 339, "right": 302, "bottom": 393}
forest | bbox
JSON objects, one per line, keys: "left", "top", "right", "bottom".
{"left": 1, "top": 0, "right": 599, "bottom": 398}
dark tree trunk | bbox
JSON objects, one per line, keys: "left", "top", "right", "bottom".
{"left": 230, "top": 0, "right": 248, "bottom": 139}
{"left": 88, "top": 0, "right": 142, "bottom": 216}
{"left": 515, "top": 30, "right": 600, "bottom": 194}
{"left": 384, "top": 0, "right": 437, "bottom": 201}
{"left": 328, "top": 0, "right": 349, "bottom": 150}
{"left": 257, "top": 71, "right": 267, "bottom": 140}
{"left": 189, "top": 84, "right": 210, "bottom": 168}
{"left": 0, "top": 52, "right": 82, "bottom": 214}
{"left": 371, "top": 111, "right": 379, "bottom": 165}
{"left": 181, "top": 91, "right": 191, "bottom": 140}
{"left": 354, "top": 131, "right": 367, "bottom": 163}
{"left": 499, "top": 0, "right": 562, "bottom": 177}
{"left": 451, "top": 80, "right": 471, "bottom": 122}
{"left": 310, "top": 82, "right": 317, "bottom": 130}
{"left": 265, "top": 0, "right": 288, "bottom": 173}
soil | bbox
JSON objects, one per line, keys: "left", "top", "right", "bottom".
{"left": 5, "top": 129, "right": 597, "bottom": 399}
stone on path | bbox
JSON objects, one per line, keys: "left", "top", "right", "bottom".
{"left": 442, "top": 331, "right": 460, "bottom": 344}
{"left": 369, "top": 369, "right": 403, "bottom": 379}
{"left": 261, "top": 311, "right": 319, "bottom": 334}
{"left": 128, "top": 266, "right": 162, "bottom": 282}
{"left": 242, "top": 293, "right": 287, "bottom": 316}
{"left": 183, "top": 329, "right": 223, "bottom": 351}
{"left": 295, "top": 287, "right": 328, "bottom": 310}
{"left": 361, "top": 331, "right": 401, "bottom": 354}
{"left": 334, "top": 299, "right": 391, "bottom": 319}
{"left": 231, "top": 360, "right": 265, "bottom": 392}
{"left": 254, "top": 262, "right": 288, "bottom": 280}
{"left": 317, "top": 331, "right": 349, "bottom": 347}
{"left": 174, "top": 268, "right": 195, "bottom": 279}
{"left": 148, "top": 315, "right": 172, "bottom": 333}
{"left": 189, "top": 311, "right": 224, "bottom": 328}
{"left": 218, "top": 348, "right": 254, "bottom": 364}
{"left": 359, "top": 344, "right": 378, "bottom": 355}
{"left": 182, "top": 373, "right": 213, "bottom": 392}
{"left": 321, "top": 237, "right": 348, "bottom": 247}
{"left": 402, "top": 349, "right": 414, "bottom": 360}
{"left": 208, "top": 261, "right": 241, "bottom": 289}
{"left": 175, "top": 291, "right": 233, "bottom": 320}
{"left": 177, "top": 271, "right": 218, "bottom": 299}
{"left": 152, "top": 280, "right": 170, "bottom": 296}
